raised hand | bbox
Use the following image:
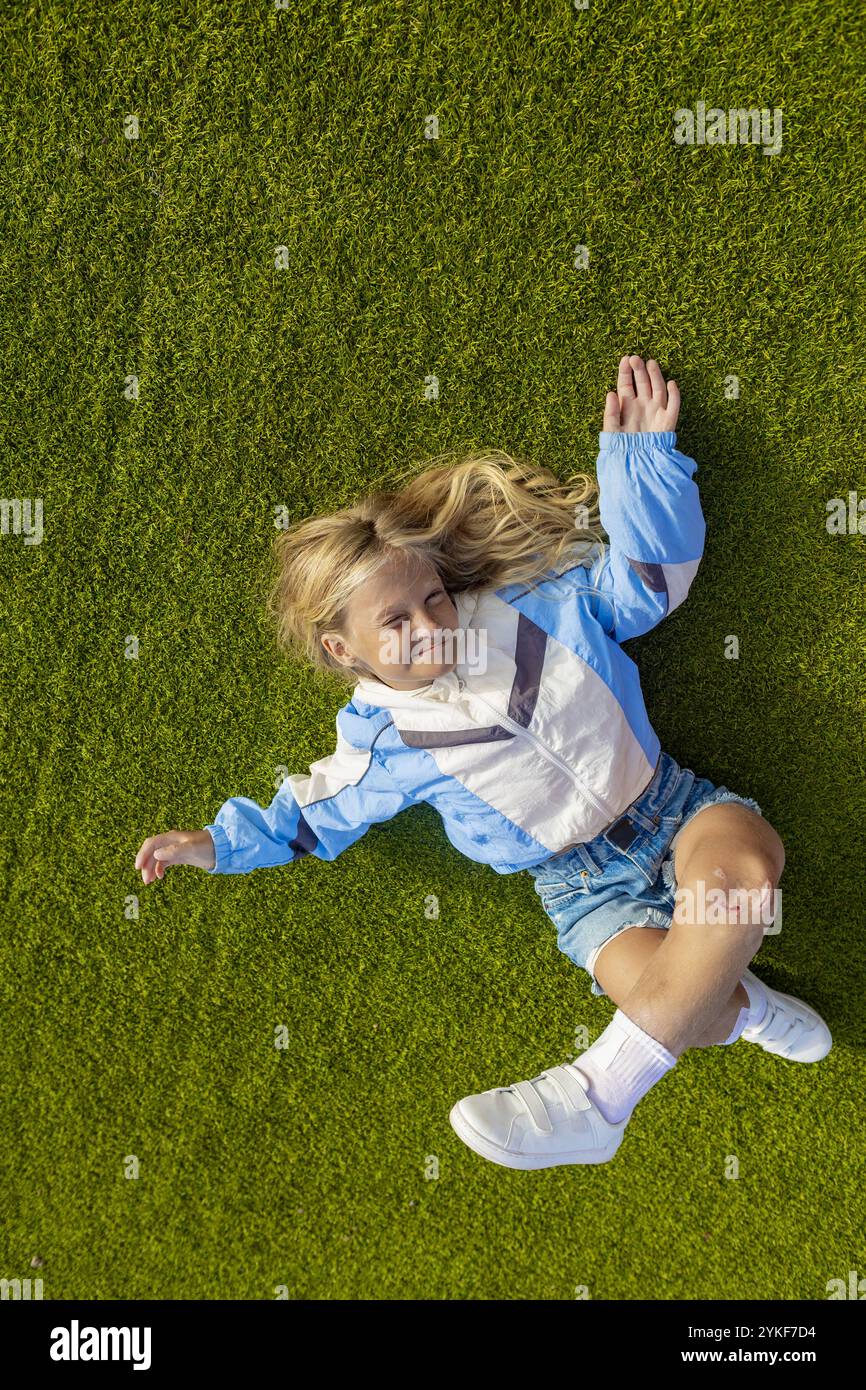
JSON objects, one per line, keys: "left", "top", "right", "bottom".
{"left": 603, "top": 354, "right": 680, "bottom": 434}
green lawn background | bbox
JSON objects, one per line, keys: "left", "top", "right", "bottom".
{"left": 1, "top": 0, "right": 864, "bottom": 1299}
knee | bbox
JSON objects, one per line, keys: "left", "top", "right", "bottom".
{"left": 725, "top": 845, "right": 782, "bottom": 894}
{"left": 678, "top": 845, "right": 781, "bottom": 935}
{"left": 682, "top": 828, "right": 783, "bottom": 892}
{"left": 679, "top": 813, "right": 785, "bottom": 893}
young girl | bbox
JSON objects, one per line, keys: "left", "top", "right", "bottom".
{"left": 135, "top": 353, "right": 832, "bottom": 1171}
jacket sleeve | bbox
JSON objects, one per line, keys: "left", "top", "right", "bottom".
{"left": 203, "top": 731, "right": 416, "bottom": 875}
{"left": 586, "top": 429, "right": 706, "bottom": 643}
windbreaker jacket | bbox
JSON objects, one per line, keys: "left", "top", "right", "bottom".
{"left": 205, "top": 430, "right": 705, "bottom": 877}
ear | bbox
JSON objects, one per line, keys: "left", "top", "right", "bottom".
{"left": 320, "top": 632, "right": 356, "bottom": 667}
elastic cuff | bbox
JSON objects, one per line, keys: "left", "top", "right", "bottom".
{"left": 203, "top": 822, "right": 232, "bottom": 873}
{"left": 598, "top": 430, "right": 677, "bottom": 450}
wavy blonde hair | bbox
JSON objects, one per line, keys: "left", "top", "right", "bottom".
{"left": 266, "top": 445, "right": 606, "bottom": 690}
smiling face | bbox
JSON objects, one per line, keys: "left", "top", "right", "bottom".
{"left": 320, "top": 550, "right": 461, "bottom": 689}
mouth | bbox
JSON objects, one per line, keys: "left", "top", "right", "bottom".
{"left": 414, "top": 641, "right": 454, "bottom": 664}
{"left": 413, "top": 638, "right": 440, "bottom": 660}
{"left": 413, "top": 628, "right": 460, "bottom": 663}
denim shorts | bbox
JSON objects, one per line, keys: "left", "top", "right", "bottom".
{"left": 524, "top": 750, "right": 763, "bottom": 997}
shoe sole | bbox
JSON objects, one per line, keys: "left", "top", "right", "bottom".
{"left": 742, "top": 985, "right": 832, "bottom": 1062}
{"left": 448, "top": 1101, "right": 624, "bottom": 1169}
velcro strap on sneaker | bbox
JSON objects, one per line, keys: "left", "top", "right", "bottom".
{"left": 545, "top": 1065, "right": 593, "bottom": 1112}
{"left": 511, "top": 1079, "right": 554, "bottom": 1134}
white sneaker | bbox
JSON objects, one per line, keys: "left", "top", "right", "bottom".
{"left": 740, "top": 968, "right": 832, "bottom": 1062}
{"left": 449, "top": 1061, "right": 629, "bottom": 1169}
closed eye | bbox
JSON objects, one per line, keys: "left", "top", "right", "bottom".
{"left": 383, "top": 589, "right": 448, "bottom": 626}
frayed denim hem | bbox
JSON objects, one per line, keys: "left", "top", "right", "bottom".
{"left": 659, "top": 791, "right": 763, "bottom": 892}
{"left": 586, "top": 906, "right": 673, "bottom": 996}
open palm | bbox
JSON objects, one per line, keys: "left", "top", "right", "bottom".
{"left": 603, "top": 354, "right": 680, "bottom": 433}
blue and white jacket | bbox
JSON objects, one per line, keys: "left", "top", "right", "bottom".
{"left": 205, "top": 430, "right": 705, "bottom": 877}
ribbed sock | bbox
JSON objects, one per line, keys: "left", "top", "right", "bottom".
{"left": 568, "top": 1008, "right": 677, "bottom": 1125}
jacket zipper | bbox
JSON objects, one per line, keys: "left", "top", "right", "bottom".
{"left": 460, "top": 681, "right": 616, "bottom": 823}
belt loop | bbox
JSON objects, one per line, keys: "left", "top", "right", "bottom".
{"left": 575, "top": 841, "right": 603, "bottom": 875}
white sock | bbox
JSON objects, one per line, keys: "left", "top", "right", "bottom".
{"left": 740, "top": 972, "right": 770, "bottom": 1035}
{"left": 720, "top": 1006, "right": 749, "bottom": 1045}
{"left": 569, "top": 1009, "right": 677, "bottom": 1125}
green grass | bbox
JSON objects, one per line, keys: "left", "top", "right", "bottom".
{"left": 1, "top": 0, "right": 864, "bottom": 1301}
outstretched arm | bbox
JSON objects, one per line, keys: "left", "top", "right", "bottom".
{"left": 202, "top": 727, "right": 416, "bottom": 875}
{"left": 135, "top": 723, "right": 416, "bottom": 882}
{"left": 589, "top": 354, "right": 705, "bottom": 643}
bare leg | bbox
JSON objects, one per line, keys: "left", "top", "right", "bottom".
{"left": 594, "top": 803, "right": 785, "bottom": 1057}
{"left": 594, "top": 927, "right": 751, "bottom": 1047}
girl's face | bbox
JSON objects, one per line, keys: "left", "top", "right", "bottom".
{"left": 320, "top": 552, "right": 461, "bottom": 689}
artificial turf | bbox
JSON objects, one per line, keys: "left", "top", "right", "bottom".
{"left": 1, "top": 0, "right": 864, "bottom": 1301}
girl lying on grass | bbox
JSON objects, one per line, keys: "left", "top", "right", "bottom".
{"left": 135, "top": 353, "right": 831, "bottom": 1170}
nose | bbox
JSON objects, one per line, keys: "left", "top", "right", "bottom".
{"left": 411, "top": 598, "right": 444, "bottom": 630}
{"left": 410, "top": 610, "right": 448, "bottom": 655}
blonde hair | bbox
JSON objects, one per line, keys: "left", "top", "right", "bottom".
{"left": 266, "top": 445, "right": 606, "bottom": 690}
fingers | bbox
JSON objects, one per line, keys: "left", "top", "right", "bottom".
{"left": 617, "top": 355, "right": 635, "bottom": 399}
{"left": 666, "top": 377, "right": 681, "bottom": 427}
{"left": 613, "top": 355, "right": 679, "bottom": 430}
{"left": 138, "top": 853, "right": 158, "bottom": 885}
{"left": 628, "top": 354, "right": 651, "bottom": 400}
{"left": 138, "top": 851, "right": 162, "bottom": 885}
{"left": 602, "top": 390, "right": 621, "bottom": 431}
{"left": 134, "top": 836, "right": 159, "bottom": 870}
{"left": 616, "top": 353, "right": 657, "bottom": 408}
{"left": 645, "top": 358, "right": 667, "bottom": 406}
{"left": 136, "top": 832, "right": 180, "bottom": 885}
